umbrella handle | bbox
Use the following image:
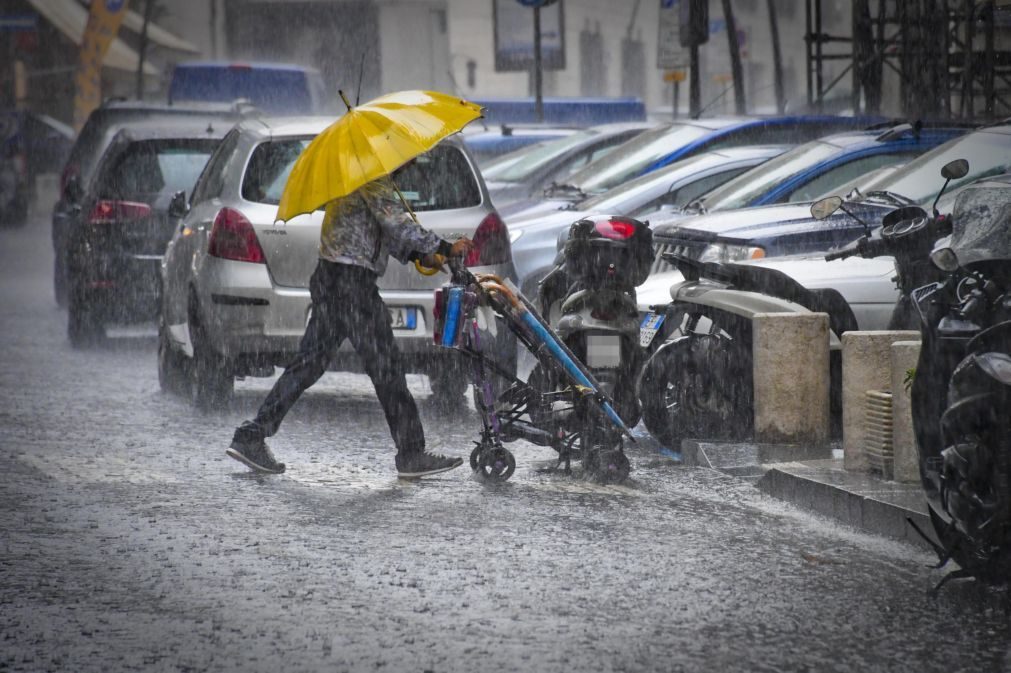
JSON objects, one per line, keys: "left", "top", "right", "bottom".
{"left": 413, "top": 257, "right": 443, "bottom": 276}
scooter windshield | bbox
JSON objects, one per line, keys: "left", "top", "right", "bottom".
{"left": 948, "top": 181, "right": 1011, "bottom": 267}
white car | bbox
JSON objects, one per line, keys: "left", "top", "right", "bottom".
{"left": 160, "top": 117, "right": 516, "bottom": 406}
{"left": 636, "top": 253, "right": 900, "bottom": 333}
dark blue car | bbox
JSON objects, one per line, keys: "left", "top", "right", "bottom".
{"left": 553, "top": 115, "right": 886, "bottom": 199}
{"left": 679, "top": 124, "right": 968, "bottom": 214}
{"left": 649, "top": 123, "right": 1011, "bottom": 266}
{"left": 168, "top": 62, "right": 329, "bottom": 115}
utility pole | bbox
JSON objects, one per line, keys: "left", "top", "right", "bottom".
{"left": 680, "top": 0, "right": 708, "bottom": 118}
{"left": 767, "top": 0, "right": 785, "bottom": 113}
{"left": 689, "top": 44, "right": 700, "bottom": 117}
{"left": 533, "top": 5, "right": 543, "bottom": 122}
{"left": 136, "top": 0, "right": 154, "bottom": 100}
{"left": 721, "top": 0, "right": 746, "bottom": 114}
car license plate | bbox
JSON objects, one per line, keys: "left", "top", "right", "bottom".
{"left": 639, "top": 312, "right": 666, "bottom": 347}
{"left": 306, "top": 306, "right": 417, "bottom": 331}
{"left": 389, "top": 306, "right": 417, "bottom": 330}
{"left": 586, "top": 334, "right": 621, "bottom": 368}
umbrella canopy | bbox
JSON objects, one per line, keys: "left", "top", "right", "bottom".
{"left": 276, "top": 89, "right": 483, "bottom": 222}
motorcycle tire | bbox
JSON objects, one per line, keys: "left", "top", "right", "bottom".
{"left": 637, "top": 331, "right": 753, "bottom": 450}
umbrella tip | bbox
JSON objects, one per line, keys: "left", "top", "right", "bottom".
{"left": 339, "top": 90, "right": 353, "bottom": 112}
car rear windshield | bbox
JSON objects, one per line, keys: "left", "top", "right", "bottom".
{"left": 243, "top": 140, "right": 482, "bottom": 211}
{"left": 97, "top": 139, "right": 218, "bottom": 199}
{"left": 864, "top": 129, "right": 1011, "bottom": 205}
{"left": 697, "top": 141, "right": 842, "bottom": 211}
{"left": 482, "top": 129, "right": 600, "bottom": 182}
{"left": 565, "top": 122, "right": 711, "bottom": 195}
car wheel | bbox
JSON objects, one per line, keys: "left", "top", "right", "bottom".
{"left": 637, "top": 329, "right": 753, "bottom": 449}
{"left": 158, "top": 317, "right": 190, "bottom": 396}
{"left": 188, "top": 302, "right": 233, "bottom": 409}
{"left": 67, "top": 283, "right": 103, "bottom": 348}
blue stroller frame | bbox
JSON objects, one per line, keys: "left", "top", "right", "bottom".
{"left": 434, "top": 261, "right": 635, "bottom": 483}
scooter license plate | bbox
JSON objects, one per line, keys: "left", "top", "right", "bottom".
{"left": 639, "top": 312, "right": 665, "bottom": 347}
{"left": 587, "top": 334, "right": 622, "bottom": 368}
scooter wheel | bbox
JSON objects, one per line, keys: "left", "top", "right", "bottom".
{"left": 476, "top": 447, "right": 516, "bottom": 482}
{"left": 469, "top": 444, "right": 483, "bottom": 471}
{"left": 593, "top": 449, "right": 630, "bottom": 484}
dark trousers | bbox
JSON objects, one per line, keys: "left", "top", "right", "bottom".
{"left": 252, "top": 260, "right": 425, "bottom": 456}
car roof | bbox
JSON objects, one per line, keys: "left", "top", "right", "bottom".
{"left": 237, "top": 115, "right": 334, "bottom": 138}
{"left": 708, "top": 144, "right": 795, "bottom": 160}
{"left": 107, "top": 117, "right": 233, "bottom": 141}
{"left": 234, "top": 116, "right": 470, "bottom": 150}
{"left": 173, "top": 61, "right": 320, "bottom": 73}
{"left": 810, "top": 125, "right": 970, "bottom": 149}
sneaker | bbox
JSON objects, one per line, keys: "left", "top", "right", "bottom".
{"left": 395, "top": 452, "right": 463, "bottom": 479}
{"left": 226, "top": 423, "right": 285, "bottom": 474}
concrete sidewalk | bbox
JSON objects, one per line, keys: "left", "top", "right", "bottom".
{"left": 678, "top": 440, "right": 936, "bottom": 552}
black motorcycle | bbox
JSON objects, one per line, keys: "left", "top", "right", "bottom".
{"left": 904, "top": 173, "right": 1011, "bottom": 585}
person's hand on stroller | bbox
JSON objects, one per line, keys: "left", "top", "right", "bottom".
{"left": 415, "top": 237, "right": 476, "bottom": 274}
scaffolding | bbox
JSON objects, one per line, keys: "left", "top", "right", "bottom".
{"left": 805, "top": 0, "right": 1009, "bottom": 120}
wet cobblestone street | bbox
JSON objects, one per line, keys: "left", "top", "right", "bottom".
{"left": 2, "top": 208, "right": 1010, "bottom": 673}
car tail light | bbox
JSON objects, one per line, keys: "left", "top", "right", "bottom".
{"left": 208, "top": 208, "right": 266, "bottom": 264}
{"left": 594, "top": 218, "right": 637, "bottom": 240}
{"left": 88, "top": 200, "right": 152, "bottom": 225}
{"left": 466, "top": 212, "right": 510, "bottom": 266}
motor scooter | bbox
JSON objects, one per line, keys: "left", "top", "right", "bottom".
{"left": 900, "top": 169, "right": 1011, "bottom": 585}
{"left": 534, "top": 215, "right": 654, "bottom": 430}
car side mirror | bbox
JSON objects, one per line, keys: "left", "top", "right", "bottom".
{"left": 941, "top": 159, "right": 969, "bottom": 180}
{"left": 168, "top": 190, "right": 189, "bottom": 219}
{"left": 810, "top": 195, "right": 843, "bottom": 220}
{"left": 65, "top": 175, "right": 83, "bottom": 205}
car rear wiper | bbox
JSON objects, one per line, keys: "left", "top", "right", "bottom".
{"left": 861, "top": 190, "right": 913, "bottom": 206}
{"left": 543, "top": 181, "right": 587, "bottom": 200}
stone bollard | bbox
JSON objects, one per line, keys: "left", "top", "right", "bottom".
{"left": 891, "top": 340, "right": 922, "bottom": 483}
{"left": 752, "top": 312, "right": 830, "bottom": 446}
{"left": 842, "top": 331, "right": 920, "bottom": 472}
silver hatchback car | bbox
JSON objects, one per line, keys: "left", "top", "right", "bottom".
{"left": 159, "top": 116, "right": 516, "bottom": 406}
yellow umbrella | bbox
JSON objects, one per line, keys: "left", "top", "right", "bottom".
{"left": 275, "top": 89, "right": 484, "bottom": 222}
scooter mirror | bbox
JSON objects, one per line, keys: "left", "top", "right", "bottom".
{"left": 810, "top": 196, "right": 843, "bottom": 220}
{"left": 930, "top": 247, "right": 960, "bottom": 272}
{"left": 941, "top": 159, "right": 969, "bottom": 180}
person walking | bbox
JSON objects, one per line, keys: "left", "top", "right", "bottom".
{"left": 226, "top": 171, "right": 474, "bottom": 478}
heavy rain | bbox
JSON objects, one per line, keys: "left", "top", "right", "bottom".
{"left": 2, "top": 1, "right": 1011, "bottom": 671}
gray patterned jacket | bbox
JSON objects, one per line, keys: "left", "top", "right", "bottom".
{"left": 318, "top": 179, "right": 446, "bottom": 275}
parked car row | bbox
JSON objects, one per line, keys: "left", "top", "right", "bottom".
{"left": 55, "top": 101, "right": 516, "bottom": 411}
{"left": 51, "top": 98, "right": 1011, "bottom": 450}
{"left": 481, "top": 112, "right": 1011, "bottom": 450}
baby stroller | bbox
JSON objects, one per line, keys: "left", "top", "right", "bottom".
{"left": 433, "top": 259, "right": 636, "bottom": 483}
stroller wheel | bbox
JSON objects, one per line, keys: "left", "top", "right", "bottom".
{"left": 593, "top": 449, "right": 630, "bottom": 484}
{"left": 476, "top": 447, "right": 516, "bottom": 482}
